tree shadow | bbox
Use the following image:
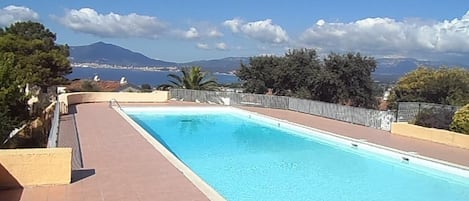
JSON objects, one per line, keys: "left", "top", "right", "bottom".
{"left": 71, "top": 169, "right": 95, "bottom": 183}
{"left": 0, "top": 163, "right": 23, "bottom": 201}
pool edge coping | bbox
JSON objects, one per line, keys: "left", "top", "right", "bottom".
{"left": 113, "top": 106, "right": 227, "bottom": 201}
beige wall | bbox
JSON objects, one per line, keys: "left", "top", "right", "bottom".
{"left": 391, "top": 122, "right": 469, "bottom": 149}
{"left": 59, "top": 91, "right": 169, "bottom": 113}
{"left": 0, "top": 148, "right": 72, "bottom": 188}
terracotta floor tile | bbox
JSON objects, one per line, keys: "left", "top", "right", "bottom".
{"left": 46, "top": 185, "right": 69, "bottom": 201}
{"left": 0, "top": 188, "right": 24, "bottom": 201}
{"left": 20, "top": 187, "right": 49, "bottom": 201}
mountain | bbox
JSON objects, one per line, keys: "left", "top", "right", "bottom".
{"left": 70, "top": 42, "right": 468, "bottom": 82}
{"left": 179, "top": 57, "right": 249, "bottom": 72}
{"left": 373, "top": 58, "right": 467, "bottom": 82}
{"left": 69, "top": 42, "right": 176, "bottom": 67}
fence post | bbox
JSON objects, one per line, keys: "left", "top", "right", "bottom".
{"left": 396, "top": 102, "right": 400, "bottom": 122}
{"left": 418, "top": 102, "right": 421, "bottom": 115}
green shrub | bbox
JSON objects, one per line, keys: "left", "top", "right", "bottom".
{"left": 413, "top": 108, "right": 455, "bottom": 130}
{"left": 450, "top": 104, "right": 469, "bottom": 134}
{"left": 81, "top": 80, "right": 100, "bottom": 92}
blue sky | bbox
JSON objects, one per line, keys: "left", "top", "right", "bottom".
{"left": 1, "top": 0, "right": 469, "bottom": 63}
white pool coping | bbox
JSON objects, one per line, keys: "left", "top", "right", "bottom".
{"left": 116, "top": 106, "right": 469, "bottom": 201}
{"left": 115, "top": 106, "right": 227, "bottom": 201}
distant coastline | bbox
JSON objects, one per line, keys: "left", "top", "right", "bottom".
{"left": 71, "top": 63, "right": 237, "bottom": 76}
{"left": 69, "top": 65, "right": 239, "bottom": 85}
{"left": 71, "top": 63, "right": 179, "bottom": 72}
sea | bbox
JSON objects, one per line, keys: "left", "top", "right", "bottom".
{"left": 68, "top": 67, "right": 240, "bottom": 86}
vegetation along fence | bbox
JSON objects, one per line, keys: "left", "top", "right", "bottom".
{"left": 396, "top": 102, "right": 461, "bottom": 122}
{"left": 170, "top": 89, "right": 395, "bottom": 131}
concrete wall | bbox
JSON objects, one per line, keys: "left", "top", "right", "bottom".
{"left": 0, "top": 148, "right": 72, "bottom": 188}
{"left": 391, "top": 122, "right": 469, "bottom": 149}
{"left": 58, "top": 91, "right": 169, "bottom": 113}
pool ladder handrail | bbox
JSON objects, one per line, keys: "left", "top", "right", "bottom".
{"left": 109, "top": 98, "right": 122, "bottom": 109}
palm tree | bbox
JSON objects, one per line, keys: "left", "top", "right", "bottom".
{"left": 161, "top": 66, "right": 218, "bottom": 90}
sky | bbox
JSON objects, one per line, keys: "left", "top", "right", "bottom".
{"left": 1, "top": 0, "right": 469, "bottom": 63}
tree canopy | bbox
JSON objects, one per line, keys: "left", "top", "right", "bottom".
{"left": 389, "top": 67, "right": 469, "bottom": 106}
{"left": 163, "top": 66, "right": 218, "bottom": 90}
{"left": 0, "top": 21, "right": 71, "bottom": 88}
{"left": 321, "top": 53, "right": 376, "bottom": 108}
{"left": 0, "top": 53, "right": 29, "bottom": 142}
{"left": 0, "top": 21, "right": 71, "bottom": 142}
{"left": 237, "top": 55, "right": 280, "bottom": 94}
{"left": 237, "top": 49, "right": 377, "bottom": 108}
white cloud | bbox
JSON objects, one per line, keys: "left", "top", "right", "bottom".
{"left": 196, "top": 43, "right": 209, "bottom": 49}
{"left": 300, "top": 10, "right": 469, "bottom": 57}
{"left": 208, "top": 29, "right": 223, "bottom": 37}
{"left": 195, "top": 42, "right": 228, "bottom": 51}
{"left": 175, "top": 26, "right": 223, "bottom": 39}
{"left": 223, "top": 18, "right": 289, "bottom": 44}
{"left": 0, "top": 5, "right": 39, "bottom": 27}
{"left": 184, "top": 27, "right": 199, "bottom": 39}
{"left": 223, "top": 18, "right": 243, "bottom": 33}
{"left": 215, "top": 42, "right": 227, "bottom": 50}
{"left": 58, "top": 8, "right": 167, "bottom": 38}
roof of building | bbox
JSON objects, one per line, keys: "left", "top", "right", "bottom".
{"left": 66, "top": 79, "right": 141, "bottom": 92}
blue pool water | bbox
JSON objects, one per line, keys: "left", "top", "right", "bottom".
{"left": 125, "top": 108, "right": 469, "bottom": 201}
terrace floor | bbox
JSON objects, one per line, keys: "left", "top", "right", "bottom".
{"left": 1, "top": 101, "right": 468, "bottom": 201}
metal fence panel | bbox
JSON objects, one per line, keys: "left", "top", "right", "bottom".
{"left": 397, "top": 102, "right": 460, "bottom": 122}
{"left": 169, "top": 89, "right": 395, "bottom": 131}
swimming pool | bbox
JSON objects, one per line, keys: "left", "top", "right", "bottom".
{"left": 122, "top": 107, "right": 469, "bottom": 201}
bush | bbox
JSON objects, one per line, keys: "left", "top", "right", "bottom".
{"left": 81, "top": 80, "right": 100, "bottom": 92}
{"left": 413, "top": 108, "right": 455, "bottom": 130}
{"left": 450, "top": 104, "right": 469, "bottom": 134}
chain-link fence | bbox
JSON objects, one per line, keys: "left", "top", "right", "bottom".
{"left": 288, "top": 98, "right": 394, "bottom": 131}
{"left": 170, "top": 89, "right": 395, "bottom": 131}
{"left": 396, "top": 102, "right": 460, "bottom": 122}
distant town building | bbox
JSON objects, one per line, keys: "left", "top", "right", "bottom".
{"left": 220, "top": 87, "right": 243, "bottom": 93}
{"left": 93, "top": 75, "right": 100, "bottom": 82}
{"left": 65, "top": 79, "right": 142, "bottom": 92}
{"left": 383, "top": 88, "right": 392, "bottom": 101}
{"left": 120, "top": 77, "right": 128, "bottom": 85}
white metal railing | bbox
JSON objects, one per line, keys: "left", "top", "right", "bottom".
{"left": 170, "top": 89, "right": 395, "bottom": 131}
{"left": 47, "top": 100, "right": 61, "bottom": 147}
{"left": 109, "top": 98, "right": 122, "bottom": 109}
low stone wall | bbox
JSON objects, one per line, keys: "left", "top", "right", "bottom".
{"left": 58, "top": 91, "right": 169, "bottom": 114}
{"left": 391, "top": 122, "right": 469, "bottom": 149}
{"left": 0, "top": 148, "right": 72, "bottom": 188}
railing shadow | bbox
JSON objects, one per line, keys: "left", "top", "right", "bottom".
{"left": 71, "top": 169, "right": 95, "bottom": 183}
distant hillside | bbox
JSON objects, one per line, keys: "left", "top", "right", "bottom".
{"left": 373, "top": 58, "right": 467, "bottom": 82}
{"left": 179, "top": 57, "right": 249, "bottom": 72}
{"left": 69, "top": 42, "right": 468, "bottom": 82}
{"left": 69, "top": 42, "right": 176, "bottom": 67}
